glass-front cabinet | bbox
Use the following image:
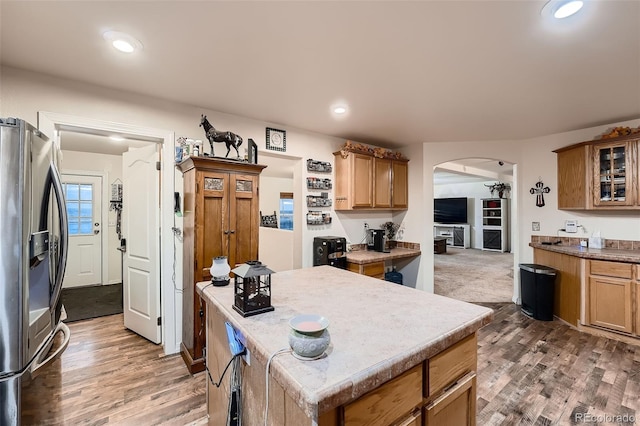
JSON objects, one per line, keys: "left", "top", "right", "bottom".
{"left": 593, "top": 141, "right": 634, "bottom": 207}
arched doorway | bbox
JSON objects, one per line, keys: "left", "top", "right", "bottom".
{"left": 433, "top": 158, "right": 517, "bottom": 305}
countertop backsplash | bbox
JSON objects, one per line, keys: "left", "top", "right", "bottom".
{"left": 531, "top": 235, "right": 640, "bottom": 250}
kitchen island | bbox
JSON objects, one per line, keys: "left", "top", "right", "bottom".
{"left": 197, "top": 265, "right": 493, "bottom": 426}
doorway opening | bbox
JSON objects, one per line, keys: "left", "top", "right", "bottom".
{"left": 38, "top": 112, "right": 176, "bottom": 354}
{"left": 433, "top": 158, "right": 517, "bottom": 305}
{"left": 258, "top": 151, "right": 303, "bottom": 272}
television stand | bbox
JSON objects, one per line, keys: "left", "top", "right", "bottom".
{"left": 433, "top": 224, "right": 470, "bottom": 248}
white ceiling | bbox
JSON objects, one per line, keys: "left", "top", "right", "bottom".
{"left": 1, "top": 1, "right": 639, "bottom": 150}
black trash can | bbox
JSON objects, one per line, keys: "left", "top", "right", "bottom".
{"left": 519, "top": 264, "right": 557, "bottom": 321}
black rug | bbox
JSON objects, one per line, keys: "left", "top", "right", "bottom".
{"left": 61, "top": 283, "right": 123, "bottom": 322}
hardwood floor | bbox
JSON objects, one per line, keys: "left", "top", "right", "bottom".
{"left": 21, "top": 306, "right": 640, "bottom": 425}
{"left": 477, "top": 303, "right": 640, "bottom": 425}
{"left": 21, "top": 314, "right": 206, "bottom": 425}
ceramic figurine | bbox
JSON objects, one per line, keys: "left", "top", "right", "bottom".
{"left": 199, "top": 114, "right": 243, "bottom": 158}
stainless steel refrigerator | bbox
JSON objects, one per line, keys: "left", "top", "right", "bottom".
{"left": 0, "top": 118, "right": 70, "bottom": 425}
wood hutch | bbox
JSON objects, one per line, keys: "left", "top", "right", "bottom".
{"left": 177, "top": 156, "right": 265, "bottom": 373}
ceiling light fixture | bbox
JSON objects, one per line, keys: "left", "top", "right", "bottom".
{"left": 103, "top": 31, "right": 143, "bottom": 53}
{"left": 333, "top": 106, "right": 347, "bottom": 115}
{"left": 541, "top": 0, "right": 584, "bottom": 19}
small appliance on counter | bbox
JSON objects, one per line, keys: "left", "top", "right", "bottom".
{"left": 313, "top": 236, "right": 347, "bottom": 269}
{"left": 367, "top": 229, "right": 389, "bottom": 253}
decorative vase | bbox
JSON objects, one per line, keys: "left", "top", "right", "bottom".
{"left": 210, "top": 256, "right": 231, "bottom": 287}
{"left": 288, "top": 328, "right": 331, "bottom": 360}
{"left": 288, "top": 314, "right": 330, "bottom": 360}
{"left": 498, "top": 191, "right": 504, "bottom": 198}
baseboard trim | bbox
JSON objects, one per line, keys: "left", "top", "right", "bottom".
{"left": 577, "top": 323, "right": 640, "bottom": 346}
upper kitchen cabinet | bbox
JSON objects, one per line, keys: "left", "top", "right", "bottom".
{"left": 554, "top": 133, "right": 639, "bottom": 210}
{"left": 334, "top": 142, "right": 409, "bottom": 211}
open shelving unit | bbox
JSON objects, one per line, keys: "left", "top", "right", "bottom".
{"left": 481, "top": 198, "right": 509, "bottom": 252}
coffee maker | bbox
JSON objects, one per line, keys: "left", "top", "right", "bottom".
{"left": 367, "top": 229, "right": 388, "bottom": 253}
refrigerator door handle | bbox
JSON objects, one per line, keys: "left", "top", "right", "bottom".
{"left": 29, "top": 321, "right": 70, "bottom": 378}
{"left": 49, "top": 161, "right": 68, "bottom": 309}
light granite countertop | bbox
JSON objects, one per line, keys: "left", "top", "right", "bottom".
{"left": 530, "top": 243, "right": 640, "bottom": 263}
{"left": 345, "top": 247, "right": 421, "bottom": 264}
{"left": 197, "top": 265, "right": 492, "bottom": 420}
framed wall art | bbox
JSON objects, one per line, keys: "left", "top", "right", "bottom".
{"left": 266, "top": 127, "right": 286, "bottom": 152}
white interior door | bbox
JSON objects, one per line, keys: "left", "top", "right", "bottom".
{"left": 61, "top": 174, "right": 103, "bottom": 288}
{"left": 122, "top": 144, "right": 161, "bottom": 343}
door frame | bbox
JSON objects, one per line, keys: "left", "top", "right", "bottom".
{"left": 38, "top": 112, "right": 177, "bottom": 355}
{"left": 62, "top": 170, "right": 108, "bottom": 287}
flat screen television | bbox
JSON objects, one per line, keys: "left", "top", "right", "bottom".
{"left": 434, "top": 197, "right": 468, "bottom": 224}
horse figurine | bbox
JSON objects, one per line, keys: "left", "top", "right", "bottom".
{"left": 199, "top": 114, "right": 243, "bottom": 158}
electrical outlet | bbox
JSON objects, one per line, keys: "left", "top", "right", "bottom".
{"left": 532, "top": 222, "right": 540, "bottom": 231}
{"left": 242, "top": 348, "right": 251, "bottom": 366}
{"left": 364, "top": 222, "right": 369, "bottom": 229}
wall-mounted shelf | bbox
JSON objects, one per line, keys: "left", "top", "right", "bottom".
{"left": 307, "top": 211, "right": 332, "bottom": 225}
{"left": 307, "top": 159, "right": 332, "bottom": 173}
{"left": 307, "top": 177, "right": 332, "bottom": 190}
{"left": 307, "top": 193, "right": 332, "bottom": 208}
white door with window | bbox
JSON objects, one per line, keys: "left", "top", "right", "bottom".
{"left": 62, "top": 174, "right": 103, "bottom": 288}
{"left": 122, "top": 144, "right": 161, "bottom": 344}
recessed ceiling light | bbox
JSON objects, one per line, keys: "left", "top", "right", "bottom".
{"left": 333, "top": 106, "right": 347, "bottom": 114}
{"left": 541, "top": 0, "right": 584, "bottom": 19}
{"left": 109, "top": 135, "right": 125, "bottom": 142}
{"left": 103, "top": 31, "right": 143, "bottom": 53}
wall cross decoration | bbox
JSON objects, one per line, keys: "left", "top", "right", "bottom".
{"left": 530, "top": 179, "right": 550, "bottom": 207}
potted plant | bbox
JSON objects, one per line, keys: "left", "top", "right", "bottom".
{"left": 485, "top": 182, "right": 511, "bottom": 198}
{"left": 380, "top": 221, "right": 400, "bottom": 249}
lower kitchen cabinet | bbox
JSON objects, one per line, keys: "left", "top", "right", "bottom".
{"left": 347, "top": 260, "right": 385, "bottom": 279}
{"left": 588, "top": 260, "right": 634, "bottom": 334}
{"left": 425, "top": 373, "right": 476, "bottom": 426}
{"left": 343, "top": 364, "right": 423, "bottom": 426}
{"left": 343, "top": 334, "right": 477, "bottom": 426}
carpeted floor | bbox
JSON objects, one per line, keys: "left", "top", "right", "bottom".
{"left": 61, "top": 283, "right": 123, "bottom": 322}
{"left": 434, "top": 248, "right": 514, "bottom": 303}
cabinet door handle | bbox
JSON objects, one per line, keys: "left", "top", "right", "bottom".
{"left": 224, "top": 230, "right": 230, "bottom": 235}
{"left": 229, "top": 230, "right": 235, "bottom": 234}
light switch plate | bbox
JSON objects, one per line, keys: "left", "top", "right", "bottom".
{"left": 532, "top": 222, "right": 540, "bottom": 231}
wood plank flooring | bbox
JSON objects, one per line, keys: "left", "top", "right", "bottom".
{"left": 477, "top": 303, "right": 640, "bottom": 425}
{"left": 21, "top": 305, "right": 640, "bottom": 425}
{"left": 21, "top": 314, "right": 206, "bottom": 425}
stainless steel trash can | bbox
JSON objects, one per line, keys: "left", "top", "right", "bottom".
{"left": 519, "top": 264, "right": 557, "bottom": 321}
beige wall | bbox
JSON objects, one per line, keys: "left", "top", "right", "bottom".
{"left": 3, "top": 65, "right": 639, "bottom": 303}
{"left": 411, "top": 118, "right": 640, "bottom": 297}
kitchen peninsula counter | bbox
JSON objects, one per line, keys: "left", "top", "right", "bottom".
{"left": 345, "top": 247, "right": 421, "bottom": 264}
{"left": 197, "top": 265, "right": 492, "bottom": 425}
{"left": 529, "top": 242, "right": 640, "bottom": 263}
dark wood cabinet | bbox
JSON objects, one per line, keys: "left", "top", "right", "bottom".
{"left": 178, "top": 156, "right": 265, "bottom": 373}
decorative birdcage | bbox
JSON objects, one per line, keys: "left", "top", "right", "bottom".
{"left": 231, "top": 261, "right": 275, "bottom": 317}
